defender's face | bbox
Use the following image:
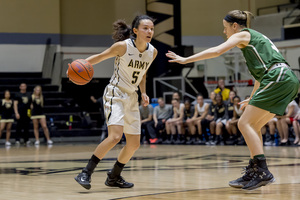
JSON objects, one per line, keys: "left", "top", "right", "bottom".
{"left": 223, "top": 20, "right": 235, "bottom": 39}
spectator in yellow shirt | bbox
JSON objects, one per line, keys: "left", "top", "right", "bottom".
{"left": 214, "top": 79, "right": 230, "bottom": 101}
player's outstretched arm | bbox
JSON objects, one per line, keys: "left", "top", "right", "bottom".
{"left": 86, "top": 41, "right": 127, "bottom": 65}
{"left": 166, "top": 31, "right": 249, "bottom": 64}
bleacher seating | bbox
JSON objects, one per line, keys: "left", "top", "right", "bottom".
{"left": 0, "top": 72, "right": 104, "bottom": 143}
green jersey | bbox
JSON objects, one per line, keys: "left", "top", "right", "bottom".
{"left": 240, "top": 28, "right": 288, "bottom": 82}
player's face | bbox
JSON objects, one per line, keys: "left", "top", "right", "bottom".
{"left": 136, "top": 19, "right": 154, "bottom": 42}
{"left": 223, "top": 20, "right": 235, "bottom": 39}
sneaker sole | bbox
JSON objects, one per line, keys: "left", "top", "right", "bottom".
{"left": 242, "top": 177, "right": 276, "bottom": 191}
{"left": 228, "top": 183, "right": 247, "bottom": 188}
{"left": 105, "top": 180, "right": 134, "bottom": 188}
{"left": 74, "top": 177, "right": 91, "bottom": 190}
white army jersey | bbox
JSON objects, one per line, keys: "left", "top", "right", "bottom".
{"left": 109, "top": 38, "right": 154, "bottom": 93}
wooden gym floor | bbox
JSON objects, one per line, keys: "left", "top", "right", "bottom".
{"left": 0, "top": 143, "right": 300, "bottom": 200}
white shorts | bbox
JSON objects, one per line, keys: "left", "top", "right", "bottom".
{"left": 103, "top": 84, "right": 140, "bottom": 135}
{"left": 216, "top": 118, "right": 227, "bottom": 125}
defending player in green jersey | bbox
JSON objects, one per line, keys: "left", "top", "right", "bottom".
{"left": 240, "top": 28, "right": 298, "bottom": 116}
{"left": 166, "top": 10, "right": 299, "bottom": 191}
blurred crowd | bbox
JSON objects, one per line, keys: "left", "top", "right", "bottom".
{"left": 2, "top": 80, "right": 300, "bottom": 148}
{"left": 140, "top": 79, "right": 300, "bottom": 147}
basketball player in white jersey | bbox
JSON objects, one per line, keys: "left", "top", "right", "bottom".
{"left": 74, "top": 15, "right": 157, "bottom": 189}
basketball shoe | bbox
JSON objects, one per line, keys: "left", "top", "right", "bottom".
{"left": 228, "top": 159, "right": 255, "bottom": 188}
{"left": 242, "top": 157, "right": 275, "bottom": 190}
{"left": 74, "top": 170, "right": 91, "bottom": 190}
{"left": 105, "top": 171, "right": 134, "bottom": 188}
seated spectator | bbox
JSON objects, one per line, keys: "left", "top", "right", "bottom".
{"left": 146, "top": 97, "right": 172, "bottom": 143}
{"left": 182, "top": 99, "right": 195, "bottom": 144}
{"left": 293, "top": 112, "right": 300, "bottom": 146}
{"left": 0, "top": 90, "right": 14, "bottom": 146}
{"left": 165, "top": 98, "right": 185, "bottom": 144}
{"left": 201, "top": 91, "right": 217, "bottom": 144}
{"left": 212, "top": 93, "right": 227, "bottom": 145}
{"left": 227, "top": 95, "right": 243, "bottom": 145}
{"left": 185, "top": 94, "right": 209, "bottom": 144}
{"left": 139, "top": 98, "right": 154, "bottom": 144}
{"left": 277, "top": 100, "right": 299, "bottom": 145}
{"left": 224, "top": 91, "right": 235, "bottom": 141}
{"left": 172, "top": 91, "right": 181, "bottom": 102}
{"left": 262, "top": 118, "right": 278, "bottom": 146}
{"left": 214, "top": 79, "right": 230, "bottom": 101}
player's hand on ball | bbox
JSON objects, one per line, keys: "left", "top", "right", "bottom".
{"left": 166, "top": 50, "right": 187, "bottom": 64}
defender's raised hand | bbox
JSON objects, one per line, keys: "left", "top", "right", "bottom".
{"left": 166, "top": 50, "right": 187, "bottom": 64}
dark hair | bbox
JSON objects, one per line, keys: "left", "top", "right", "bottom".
{"left": 216, "top": 93, "right": 223, "bottom": 102}
{"left": 131, "top": 15, "right": 155, "bottom": 38}
{"left": 112, "top": 19, "right": 131, "bottom": 42}
{"left": 184, "top": 99, "right": 191, "bottom": 104}
{"left": 112, "top": 15, "right": 155, "bottom": 42}
{"left": 196, "top": 93, "right": 203, "bottom": 98}
{"left": 225, "top": 10, "right": 254, "bottom": 28}
{"left": 233, "top": 95, "right": 241, "bottom": 101}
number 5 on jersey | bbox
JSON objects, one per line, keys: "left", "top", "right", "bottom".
{"left": 132, "top": 71, "right": 140, "bottom": 84}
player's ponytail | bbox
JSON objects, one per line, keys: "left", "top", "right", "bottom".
{"left": 243, "top": 11, "right": 254, "bottom": 28}
{"left": 112, "top": 19, "right": 131, "bottom": 42}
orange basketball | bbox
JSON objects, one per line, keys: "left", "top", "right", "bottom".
{"left": 68, "top": 59, "right": 94, "bottom": 85}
